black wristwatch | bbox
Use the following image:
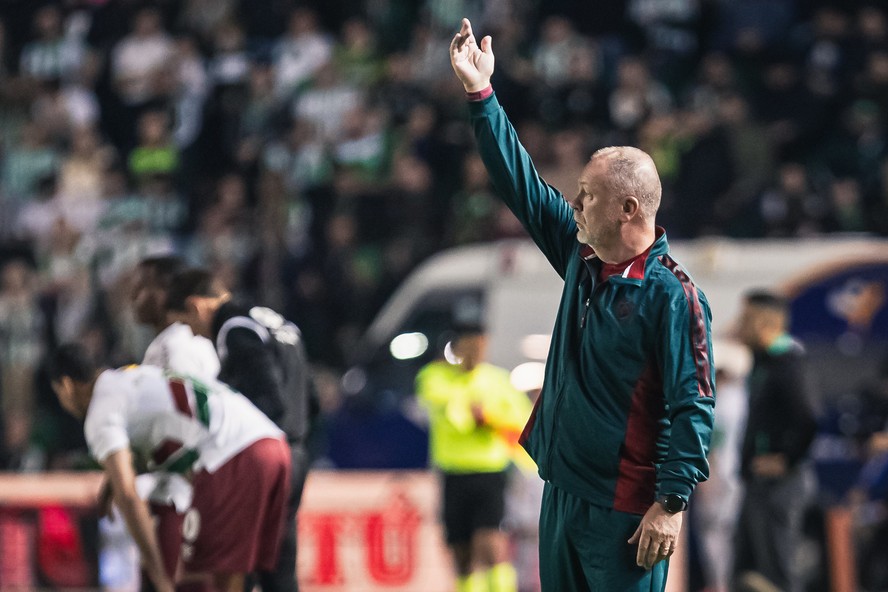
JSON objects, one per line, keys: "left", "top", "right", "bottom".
{"left": 658, "top": 494, "right": 688, "bottom": 514}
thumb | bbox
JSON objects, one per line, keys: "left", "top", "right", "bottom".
{"left": 481, "top": 35, "right": 493, "bottom": 54}
{"left": 628, "top": 523, "right": 642, "bottom": 544}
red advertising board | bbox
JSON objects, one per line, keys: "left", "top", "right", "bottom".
{"left": 298, "top": 471, "right": 454, "bottom": 592}
{"left": 0, "top": 471, "right": 709, "bottom": 592}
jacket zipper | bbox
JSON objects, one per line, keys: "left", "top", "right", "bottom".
{"left": 549, "top": 266, "right": 595, "bottom": 472}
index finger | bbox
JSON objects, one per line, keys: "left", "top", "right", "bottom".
{"left": 461, "top": 17, "right": 473, "bottom": 37}
{"left": 458, "top": 18, "right": 476, "bottom": 49}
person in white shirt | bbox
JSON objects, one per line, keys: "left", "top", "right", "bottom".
{"left": 111, "top": 7, "right": 175, "bottom": 106}
{"left": 50, "top": 344, "right": 291, "bottom": 592}
{"left": 127, "top": 255, "right": 221, "bottom": 586}
{"left": 133, "top": 255, "right": 219, "bottom": 380}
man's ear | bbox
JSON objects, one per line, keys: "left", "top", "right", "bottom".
{"left": 621, "top": 196, "right": 640, "bottom": 218}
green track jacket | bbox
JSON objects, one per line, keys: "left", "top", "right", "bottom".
{"left": 469, "top": 92, "right": 715, "bottom": 515}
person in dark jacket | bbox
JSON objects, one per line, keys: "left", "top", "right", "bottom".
{"left": 450, "top": 18, "right": 715, "bottom": 592}
{"left": 166, "top": 269, "right": 315, "bottom": 592}
{"left": 734, "top": 290, "right": 818, "bottom": 592}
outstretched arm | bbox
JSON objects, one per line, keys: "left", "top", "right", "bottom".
{"left": 450, "top": 18, "right": 494, "bottom": 93}
{"left": 453, "top": 18, "right": 576, "bottom": 275}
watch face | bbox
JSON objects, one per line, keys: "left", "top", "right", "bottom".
{"left": 664, "top": 495, "right": 685, "bottom": 513}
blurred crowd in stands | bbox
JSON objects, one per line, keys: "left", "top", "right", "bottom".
{"left": 0, "top": 0, "right": 881, "bottom": 462}
{"left": 0, "top": 0, "right": 882, "bottom": 459}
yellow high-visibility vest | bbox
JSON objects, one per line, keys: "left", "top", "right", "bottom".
{"left": 416, "top": 360, "right": 535, "bottom": 474}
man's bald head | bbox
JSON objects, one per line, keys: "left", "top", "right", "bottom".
{"left": 591, "top": 146, "right": 662, "bottom": 220}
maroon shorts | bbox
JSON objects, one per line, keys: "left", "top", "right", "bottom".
{"left": 182, "top": 437, "right": 291, "bottom": 574}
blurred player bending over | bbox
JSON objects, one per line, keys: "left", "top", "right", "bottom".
{"left": 167, "top": 268, "right": 316, "bottom": 592}
{"left": 127, "top": 255, "right": 222, "bottom": 588}
{"left": 50, "top": 344, "right": 290, "bottom": 592}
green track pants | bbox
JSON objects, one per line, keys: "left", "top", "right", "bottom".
{"left": 539, "top": 482, "right": 668, "bottom": 592}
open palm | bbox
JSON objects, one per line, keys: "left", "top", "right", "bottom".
{"left": 450, "top": 18, "right": 495, "bottom": 93}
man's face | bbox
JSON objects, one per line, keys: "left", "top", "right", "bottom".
{"left": 131, "top": 267, "right": 165, "bottom": 326}
{"left": 452, "top": 333, "right": 488, "bottom": 370}
{"left": 51, "top": 378, "right": 82, "bottom": 418}
{"left": 568, "top": 157, "right": 622, "bottom": 250}
{"left": 736, "top": 303, "right": 767, "bottom": 349}
{"left": 186, "top": 295, "right": 223, "bottom": 337}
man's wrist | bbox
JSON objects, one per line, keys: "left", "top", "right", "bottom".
{"left": 657, "top": 494, "right": 688, "bottom": 514}
{"left": 465, "top": 84, "right": 493, "bottom": 101}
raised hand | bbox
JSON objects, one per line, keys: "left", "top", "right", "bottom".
{"left": 450, "top": 18, "right": 494, "bottom": 93}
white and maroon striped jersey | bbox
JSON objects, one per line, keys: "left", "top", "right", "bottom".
{"left": 138, "top": 322, "right": 220, "bottom": 509}
{"left": 85, "top": 365, "right": 282, "bottom": 475}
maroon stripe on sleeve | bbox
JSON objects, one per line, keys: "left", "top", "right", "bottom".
{"left": 152, "top": 438, "right": 184, "bottom": 466}
{"left": 169, "top": 379, "right": 193, "bottom": 417}
{"left": 659, "top": 256, "right": 713, "bottom": 398}
{"left": 613, "top": 363, "right": 663, "bottom": 515}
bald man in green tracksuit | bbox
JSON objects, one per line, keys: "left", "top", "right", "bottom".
{"left": 448, "top": 19, "right": 716, "bottom": 592}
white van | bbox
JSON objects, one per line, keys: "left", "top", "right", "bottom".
{"left": 332, "top": 236, "right": 888, "bottom": 465}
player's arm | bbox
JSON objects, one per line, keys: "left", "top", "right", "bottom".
{"left": 451, "top": 18, "right": 576, "bottom": 276}
{"left": 102, "top": 447, "right": 174, "bottom": 592}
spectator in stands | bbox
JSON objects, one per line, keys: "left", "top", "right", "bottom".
{"left": 19, "top": 5, "right": 71, "bottom": 84}
{"left": 712, "top": 93, "right": 774, "bottom": 236}
{"left": 0, "top": 259, "right": 45, "bottom": 467}
{"left": 608, "top": 55, "right": 673, "bottom": 134}
{"left": 31, "top": 78, "right": 101, "bottom": 144}
{"left": 57, "top": 125, "right": 115, "bottom": 202}
{"left": 272, "top": 7, "right": 333, "bottom": 99}
{"left": 111, "top": 7, "right": 174, "bottom": 109}
{"left": 1, "top": 120, "right": 60, "bottom": 203}
{"left": 757, "top": 162, "right": 828, "bottom": 237}
{"left": 128, "top": 109, "right": 179, "bottom": 182}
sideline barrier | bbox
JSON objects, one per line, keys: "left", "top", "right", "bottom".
{"left": 0, "top": 472, "right": 103, "bottom": 590}
{"left": 0, "top": 471, "right": 857, "bottom": 591}
{"left": 297, "top": 471, "right": 453, "bottom": 591}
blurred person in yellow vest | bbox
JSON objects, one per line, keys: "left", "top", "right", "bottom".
{"left": 416, "top": 312, "right": 533, "bottom": 592}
